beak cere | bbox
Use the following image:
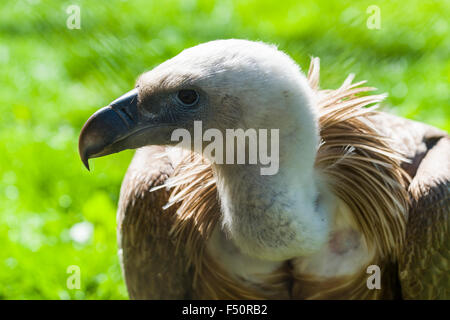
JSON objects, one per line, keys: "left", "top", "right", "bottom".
{"left": 78, "top": 89, "right": 139, "bottom": 170}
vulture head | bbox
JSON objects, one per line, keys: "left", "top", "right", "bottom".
{"left": 79, "top": 39, "right": 318, "bottom": 164}
{"left": 79, "top": 40, "right": 349, "bottom": 261}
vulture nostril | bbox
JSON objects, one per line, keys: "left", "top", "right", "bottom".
{"left": 111, "top": 106, "right": 133, "bottom": 129}
{"left": 121, "top": 107, "right": 134, "bottom": 123}
{"left": 108, "top": 88, "right": 139, "bottom": 128}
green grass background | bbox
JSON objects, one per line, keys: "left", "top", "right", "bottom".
{"left": 0, "top": 0, "right": 448, "bottom": 299}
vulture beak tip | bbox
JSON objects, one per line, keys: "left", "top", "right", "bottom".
{"left": 82, "top": 156, "right": 91, "bottom": 171}
{"left": 78, "top": 89, "right": 140, "bottom": 172}
{"left": 78, "top": 126, "right": 92, "bottom": 172}
{"left": 79, "top": 145, "right": 91, "bottom": 171}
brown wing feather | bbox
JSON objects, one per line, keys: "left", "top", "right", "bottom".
{"left": 398, "top": 136, "right": 450, "bottom": 299}
{"left": 117, "top": 146, "right": 193, "bottom": 299}
{"left": 368, "top": 113, "right": 447, "bottom": 178}
{"left": 369, "top": 113, "right": 449, "bottom": 299}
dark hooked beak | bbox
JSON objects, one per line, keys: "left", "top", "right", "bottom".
{"left": 78, "top": 89, "right": 142, "bottom": 170}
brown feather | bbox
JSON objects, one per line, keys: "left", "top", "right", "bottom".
{"left": 117, "top": 146, "right": 194, "bottom": 299}
{"left": 398, "top": 136, "right": 450, "bottom": 299}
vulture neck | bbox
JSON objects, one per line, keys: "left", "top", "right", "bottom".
{"left": 212, "top": 89, "right": 333, "bottom": 262}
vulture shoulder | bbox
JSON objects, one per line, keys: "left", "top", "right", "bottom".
{"left": 399, "top": 132, "right": 449, "bottom": 299}
{"left": 371, "top": 113, "right": 450, "bottom": 299}
{"left": 117, "top": 146, "right": 193, "bottom": 299}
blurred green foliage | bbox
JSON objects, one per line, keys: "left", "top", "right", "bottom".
{"left": 0, "top": 0, "right": 448, "bottom": 299}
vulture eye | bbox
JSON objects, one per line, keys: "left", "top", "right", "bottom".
{"left": 176, "top": 89, "right": 199, "bottom": 107}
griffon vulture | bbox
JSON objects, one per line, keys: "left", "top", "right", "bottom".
{"left": 78, "top": 39, "right": 449, "bottom": 299}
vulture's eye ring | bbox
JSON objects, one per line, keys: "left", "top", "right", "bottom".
{"left": 176, "top": 89, "right": 199, "bottom": 107}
